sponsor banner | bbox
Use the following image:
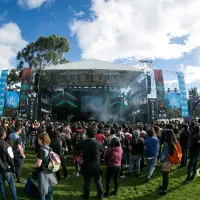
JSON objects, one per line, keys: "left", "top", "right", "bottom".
{"left": 177, "top": 72, "right": 189, "bottom": 117}
{"left": 154, "top": 69, "right": 166, "bottom": 119}
{"left": 19, "top": 68, "right": 31, "bottom": 118}
{"left": 5, "top": 91, "right": 19, "bottom": 108}
{"left": 148, "top": 98, "right": 158, "bottom": 122}
{"left": 166, "top": 92, "right": 181, "bottom": 109}
{"left": 0, "top": 70, "right": 9, "bottom": 117}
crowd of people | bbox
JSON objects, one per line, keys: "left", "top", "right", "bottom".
{"left": 0, "top": 117, "right": 200, "bottom": 200}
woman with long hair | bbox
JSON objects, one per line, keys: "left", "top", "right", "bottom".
{"left": 158, "top": 129, "right": 177, "bottom": 195}
{"left": 104, "top": 137, "right": 122, "bottom": 197}
{"left": 34, "top": 133, "right": 57, "bottom": 200}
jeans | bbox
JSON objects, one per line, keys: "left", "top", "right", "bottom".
{"left": 14, "top": 157, "right": 24, "bottom": 181}
{"left": 83, "top": 167, "right": 103, "bottom": 199}
{"left": 147, "top": 157, "right": 157, "bottom": 179}
{"left": 186, "top": 155, "right": 199, "bottom": 180}
{"left": 129, "top": 155, "right": 141, "bottom": 174}
{"left": 181, "top": 147, "right": 188, "bottom": 166}
{"left": 38, "top": 174, "right": 53, "bottom": 200}
{"left": 106, "top": 167, "right": 120, "bottom": 195}
{"left": 0, "top": 172, "right": 18, "bottom": 200}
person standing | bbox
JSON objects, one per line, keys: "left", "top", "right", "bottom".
{"left": 179, "top": 124, "right": 190, "bottom": 167}
{"left": 0, "top": 128, "right": 18, "bottom": 200}
{"left": 158, "top": 129, "right": 177, "bottom": 195}
{"left": 104, "top": 137, "right": 122, "bottom": 197}
{"left": 8, "top": 124, "right": 25, "bottom": 184}
{"left": 34, "top": 133, "right": 58, "bottom": 200}
{"left": 76, "top": 128, "right": 103, "bottom": 200}
{"left": 144, "top": 129, "right": 159, "bottom": 182}
{"left": 184, "top": 126, "right": 200, "bottom": 184}
{"left": 128, "top": 130, "right": 144, "bottom": 177}
{"left": 50, "top": 130, "right": 69, "bottom": 181}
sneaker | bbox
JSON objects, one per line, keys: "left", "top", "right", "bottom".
{"left": 158, "top": 190, "right": 167, "bottom": 195}
{"left": 145, "top": 177, "right": 149, "bottom": 183}
{"left": 73, "top": 172, "right": 79, "bottom": 176}
{"left": 184, "top": 180, "right": 190, "bottom": 184}
{"left": 120, "top": 175, "right": 125, "bottom": 180}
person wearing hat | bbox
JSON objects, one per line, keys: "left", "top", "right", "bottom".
{"left": 71, "top": 125, "right": 87, "bottom": 176}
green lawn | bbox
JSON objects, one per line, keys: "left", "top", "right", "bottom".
{"left": 5, "top": 148, "right": 200, "bottom": 200}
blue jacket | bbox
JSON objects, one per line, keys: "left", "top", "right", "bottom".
{"left": 144, "top": 136, "right": 159, "bottom": 158}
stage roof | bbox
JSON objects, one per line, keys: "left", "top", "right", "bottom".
{"left": 44, "top": 59, "right": 143, "bottom": 88}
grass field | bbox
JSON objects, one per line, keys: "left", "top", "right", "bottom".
{"left": 5, "top": 148, "right": 200, "bottom": 200}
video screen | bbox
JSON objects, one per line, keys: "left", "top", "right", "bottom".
{"left": 81, "top": 96, "right": 103, "bottom": 112}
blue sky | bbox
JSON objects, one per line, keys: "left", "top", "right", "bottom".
{"left": 0, "top": 0, "right": 200, "bottom": 91}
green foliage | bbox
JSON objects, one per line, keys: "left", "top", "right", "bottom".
{"left": 188, "top": 87, "right": 200, "bottom": 115}
{"left": 16, "top": 34, "right": 70, "bottom": 70}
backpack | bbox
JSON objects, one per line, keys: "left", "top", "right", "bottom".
{"left": 48, "top": 151, "right": 61, "bottom": 172}
{"left": 167, "top": 142, "right": 182, "bottom": 165}
{"left": 42, "top": 146, "right": 61, "bottom": 172}
{"left": 24, "top": 178, "right": 40, "bottom": 198}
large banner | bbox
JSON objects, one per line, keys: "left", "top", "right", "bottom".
{"left": 18, "top": 68, "right": 31, "bottom": 118}
{"left": 0, "top": 70, "right": 9, "bottom": 116}
{"left": 177, "top": 72, "right": 189, "bottom": 118}
{"left": 166, "top": 92, "right": 181, "bottom": 109}
{"left": 154, "top": 69, "right": 166, "bottom": 119}
{"left": 148, "top": 98, "right": 158, "bottom": 122}
{"left": 5, "top": 91, "right": 19, "bottom": 108}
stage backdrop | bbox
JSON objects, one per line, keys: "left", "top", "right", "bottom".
{"left": 154, "top": 69, "right": 166, "bottom": 119}
{"left": 177, "top": 72, "right": 189, "bottom": 118}
{"left": 166, "top": 92, "right": 181, "bottom": 109}
{"left": 5, "top": 91, "right": 19, "bottom": 108}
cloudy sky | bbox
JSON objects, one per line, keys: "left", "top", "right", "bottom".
{"left": 0, "top": 0, "right": 200, "bottom": 90}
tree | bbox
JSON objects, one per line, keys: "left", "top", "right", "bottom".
{"left": 16, "top": 34, "right": 70, "bottom": 70}
{"left": 6, "top": 69, "right": 21, "bottom": 90}
{"left": 188, "top": 87, "right": 200, "bottom": 115}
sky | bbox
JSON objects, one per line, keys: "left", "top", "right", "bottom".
{"left": 0, "top": 0, "right": 200, "bottom": 91}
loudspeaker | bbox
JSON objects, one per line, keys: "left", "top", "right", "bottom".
{"left": 147, "top": 75, "right": 151, "bottom": 94}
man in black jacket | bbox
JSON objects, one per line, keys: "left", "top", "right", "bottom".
{"left": 128, "top": 130, "right": 144, "bottom": 177}
{"left": 50, "top": 130, "right": 69, "bottom": 180}
{"left": 0, "top": 128, "right": 18, "bottom": 200}
{"left": 184, "top": 125, "right": 200, "bottom": 184}
{"left": 76, "top": 128, "right": 103, "bottom": 200}
{"left": 180, "top": 124, "right": 191, "bottom": 167}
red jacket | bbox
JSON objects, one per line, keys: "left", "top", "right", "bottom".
{"left": 105, "top": 146, "right": 122, "bottom": 167}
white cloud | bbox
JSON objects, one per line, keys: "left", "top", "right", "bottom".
{"left": 70, "top": 0, "right": 200, "bottom": 62}
{"left": 0, "top": 22, "right": 27, "bottom": 69}
{"left": 73, "top": 11, "right": 85, "bottom": 18}
{"left": 18, "top": 0, "right": 54, "bottom": 9}
{"left": 164, "top": 80, "right": 178, "bottom": 87}
{"left": 179, "top": 64, "right": 200, "bottom": 84}
{"left": 0, "top": 11, "right": 8, "bottom": 21}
